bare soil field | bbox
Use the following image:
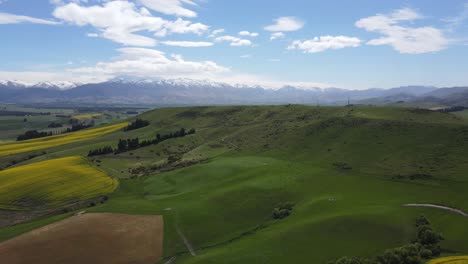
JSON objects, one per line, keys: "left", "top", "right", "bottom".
{"left": 0, "top": 213, "right": 163, "bottom": 264}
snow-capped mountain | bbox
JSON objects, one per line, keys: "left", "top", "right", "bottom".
{"left": 31, "top": 81, "right": 81, "bottom": 90}
{"left": 0, "top": 77, "right": 463, "bottom": 106}
{"left": 108, "top": 76, "right": 235, "bottom": 89}
{"left": 0, "top": 80, "right": 31, "bottom": 89}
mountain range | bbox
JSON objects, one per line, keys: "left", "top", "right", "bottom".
{"left": 0, "top": 78, "right": 466, "bottom": 107}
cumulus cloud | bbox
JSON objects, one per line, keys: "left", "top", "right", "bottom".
{"left": 355, "top": 8, "right": 449, "bottom": 54}
{"left": 52, "top": 1, "right": 209, "bottom": 46}
{"left": 161, "top": 40, "right": 213, "bottom": 47}
{"left": 264, "top": 16, "right": 304, "bottom": 32}
{"left": 86, "top": 32, "right": 98, "bottom": 37}
{"left": 288, "top": 36, "right": 361, "bottom": 53}
{"left": 270, "top": 32, "right": 285, "bottom": 40}
{"left": 239, "top": 31, "right": 259, "bottom": 37}
{"left": 69, "top": 47, "right": 228, "bottom": 79}
{"left": 138, "top": 0, "right": 197, "bottom": 18}
{"left": 215, "top": 35, "right": 252, "bottom": 46}
{"left": 0, "top": 12, "right": 58, "bottom": 25}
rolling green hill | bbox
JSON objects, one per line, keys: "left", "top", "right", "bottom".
{"left": 1, "top": 105, "right": 467, "bottom": 263}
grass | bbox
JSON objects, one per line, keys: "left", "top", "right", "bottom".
{"left": 428, "top": 256, "right": 468, "bottom": 264}
{"left": 0, "top": 156, "right": 117, "bottom": 210}
{"left": 0, "top": 122, "right": 127, "bottom": 157}
{"left": 0, "top": 105, "right": 467, "bottom": 263}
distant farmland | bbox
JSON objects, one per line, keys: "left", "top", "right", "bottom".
{"left": 0, "top": 156, "right": 117, "bottom": 210}
{"left": 71, "top": 113, "right": 103, "bottom": 120}
{"left": 0, "top": 122, "right": 126, "bottom": 157}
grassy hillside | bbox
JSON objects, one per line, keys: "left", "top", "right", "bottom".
{"left": 0, "top": 105, "right": 467, "bottom": 263}
{"left": 0, "top": 122, "right": 127, "bottom": 157}
{"left": 0, "top": 156, "right": 117, "bottom": 210}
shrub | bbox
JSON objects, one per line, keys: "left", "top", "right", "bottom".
{"left": 272, "top": 202, "right": 294, "bottom": 219}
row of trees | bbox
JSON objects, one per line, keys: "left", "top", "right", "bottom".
{"left": 17, "top": 130, "right": 53, "bottom": 141}
{"left": 88, "top": 127, "right": 196, "bottom": 156}
{"left": 17, "top": 122, "right": 94, "bottom": 141}
{"left": 87, "top": 146, "right": 114, "bottom": 156}
{"left": 124, "top": 119, "right": 150, "bottom": 131}
{"left": 66, "top": 124, "right": 93, "bottom": 132}
{"left": 48, "top": 122, "right": 63, "bottom": 128}
{"left": 329, "top": 216, "right": 444, "bottom": 264}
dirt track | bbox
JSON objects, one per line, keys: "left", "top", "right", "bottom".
{"left": 0, "top": 213, "right": 163, "bottom": 264}
{"left": 403, "top": 204, "right": 468, "bottom": 217}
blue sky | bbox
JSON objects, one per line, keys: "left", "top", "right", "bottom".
{"left": 0, "top": 0, "right": 467, "bottom": 89}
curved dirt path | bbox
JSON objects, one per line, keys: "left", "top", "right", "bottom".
{"left": 403, "top": 204, "right": 468, "bottom": 217}
{"left": 176, "top": 226, "right": 196, "bottom": 256}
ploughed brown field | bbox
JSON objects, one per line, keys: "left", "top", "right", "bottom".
{"left": 0, "top": 213, "right": 163, "bottom": 264}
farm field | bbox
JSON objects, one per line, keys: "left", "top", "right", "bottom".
{"left": 428, "top": 256, "right": 468, "bottom": 264}
{"left": 71, "top": 113, "right": 103, "bottom": 119}
{"left": 0, "top": 156, "right": 117, "bottom": 210}
{"left": 0, "top": 122, "right": 127, "bottom": 157}
{"left": 0, "top": 105, "right": 467, "bottom": 263}
{"left": 0, "top": 213, "right": 163, "bottom": 264}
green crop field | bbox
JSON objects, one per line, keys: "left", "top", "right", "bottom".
{"left": 0, "top": 156, "right": 117, "bottom": 210}
{"left": 0, "top": 122, "right": 127, "bottom": 157}
{"left": 0, "top": 105, "right": 467, "bottom": 263}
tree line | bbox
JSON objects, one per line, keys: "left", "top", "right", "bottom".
{"left": 329, "top": 216, "right": 444, "bottom": 264}
{"left": 124, "top": 119, "right": 150, "bottom": 131}
{"left": 17, "top": 130, "right": 53, "bottom": 141}
{"left": 88, "top": 127, "right": 196, "bottom": 156}
{"left": 16, "top": 123, "right": 94, "bottom": 141}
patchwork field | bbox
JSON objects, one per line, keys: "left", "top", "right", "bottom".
{"left": 428, "top": 256, "right": 468, "bottom": 264}
{"left": 0, "top": 156, "right": 117, "bottom": 210}
{"left": 0, "top": 105, "right": 467, "bottom": 263}
{"left": 0, "top": 213, "right": 163, "bottom": 264}
{"left": 0, "top": 122, "right": 127, "bottom": 157}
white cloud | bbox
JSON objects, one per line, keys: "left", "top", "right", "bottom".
{"left": 355, "top": 8, "right": 449, "bottom": 54}
{"left": 288, "top": 36, "right": 361, "bottom": 53}
{"left": 52, "top": 1, "right": 209, "bottom": 46}
{"left": 0, "top": 70, "right": 108, "bottom": 84}
{"left": 138, "top": 0, "right": 197, "bottom": 18}
{"left": 161, "top": 40, "right": 213, "bottom": 47}
{"left": 69, "top": 47, "right": 228, "bottom": 79}
{"left": 239, "top": 31, "right": 259, "bottom": 37}
{"left": 0, "top": 12, "right": 58, "bottom": 25}
{"left": 86, "top": 33, "right": 99, "bottom": 37}
{"left": 215, "top": 35, "right": 252, "bottom": 46}
{"left": 209, "top": 28, "right": 224, "bottom": 37}
{"left": 240, "top": 54, "right": 251, "bottom": 59}
{"left": 264, "top": 16, "right": 304, "bottom": 32}
{"left": 270, "top": 32, "right": 285, "bottom": 40}
{"left": 268, "top": 58, "right": 280, "bottom": 62}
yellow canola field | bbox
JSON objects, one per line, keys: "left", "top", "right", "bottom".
{"left": 72, "top": 113, "right": 103, "bottom": 119}
{"left": 0, "top": 123, "right": 126, "bottom": 157}
{"left": 428, "top": 256, "right": 468, "bottom": 264}
{"left": 0, "top": 156, "right": 118, "bottom": 210}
